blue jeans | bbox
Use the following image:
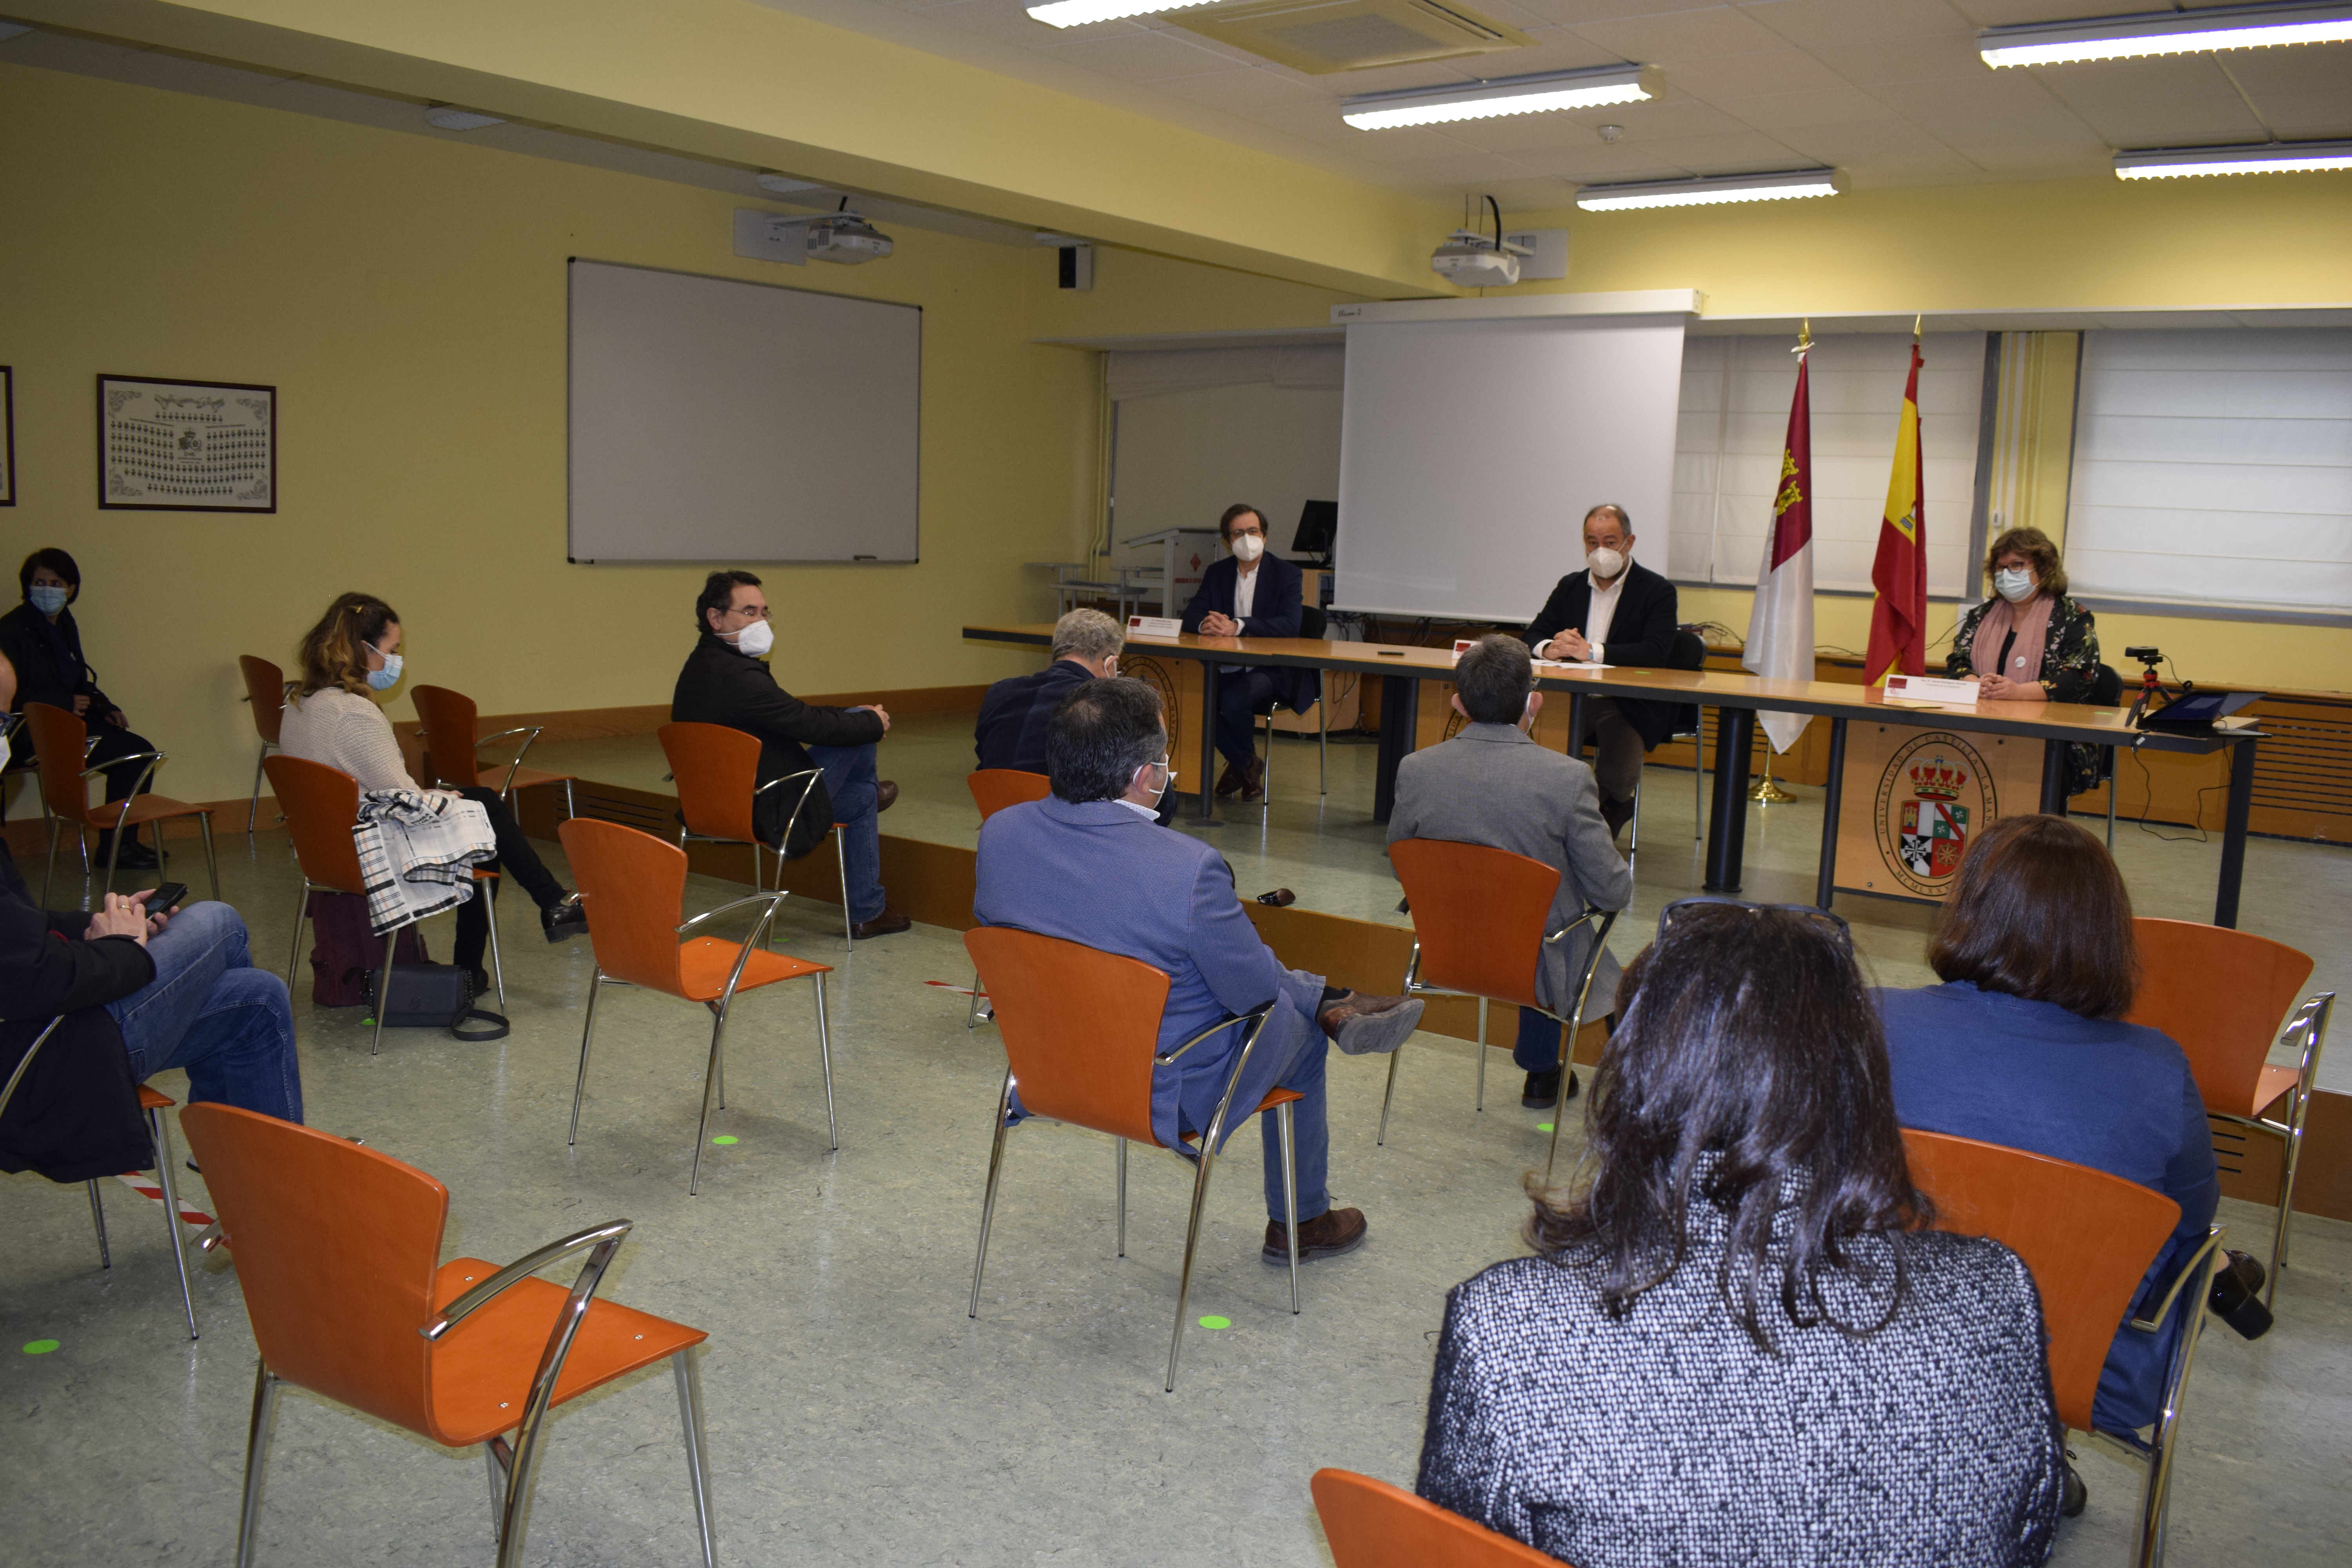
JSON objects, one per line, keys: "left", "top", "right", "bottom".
{"left": 105, "top": 902, "right": 302, "bottom": 1123}
{"left": 1515, "top": 1007, "right": 1565, "bottom": 1072}
{"left": 806, "top": 741, "right": 887, "bottom": 924}
{"left": 1178, "top": 968, "right": 1331, "bottom": 1221}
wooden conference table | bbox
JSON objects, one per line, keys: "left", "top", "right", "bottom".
{"left": 962, "top": 624, "right": 2267, "bottom": 928}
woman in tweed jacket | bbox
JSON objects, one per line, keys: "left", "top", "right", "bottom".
{"left": 1417, "top": 902, "right": 2063, "bottom": 1568}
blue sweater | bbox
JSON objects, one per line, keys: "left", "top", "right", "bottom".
{"left": 1876, "top": 982, "right": 2217, "bottom": 1434}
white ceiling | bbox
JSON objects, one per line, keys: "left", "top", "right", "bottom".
{"left": 757, "top": 0, "right": 2352, "bottom": 205}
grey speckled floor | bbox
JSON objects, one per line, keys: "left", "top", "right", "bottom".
{"left": 4, "top": 713, "right": 2347, "bottom": 1566}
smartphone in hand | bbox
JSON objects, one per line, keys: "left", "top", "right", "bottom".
{"left": 142, "top": 882, "right": 190, "bottom": 915}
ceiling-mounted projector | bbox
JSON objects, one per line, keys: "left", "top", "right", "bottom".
{"left": 805, "top": 212, "right": 893, "bottom": 265}
{"left": 1431, "top": 195, "right": 1529, "bottom": 288}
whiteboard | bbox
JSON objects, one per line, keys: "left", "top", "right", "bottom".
{"left": 567, "top": 259, "right": 920, "bottom": 563}
{"left": 1333, "top": 314, "right": 1686, "bottom": 621}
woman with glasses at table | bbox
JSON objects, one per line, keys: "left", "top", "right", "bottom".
{"left": 1878, "top": 812, "right": 2215, "bottom": 1511}
{"left": 276, "top": 593, "right": 586, "bottom": 995}
{"left": 1947, "top": 525, "right": 2105, "bottom": 797}
{"left": 1417, "top": 899, "right": 2063, "bottom": 1568}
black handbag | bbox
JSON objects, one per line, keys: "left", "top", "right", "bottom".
{"left": 367, "top": 962, "right": 510, "bottom": 1042}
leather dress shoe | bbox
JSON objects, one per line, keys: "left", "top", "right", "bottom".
{"left": 541, "top": 894, "right": 589, "bottom": 944}
{"left": 1262, "top": 1207, "right": 1368, "bottom": 1263}
{"left": 1214, "top": 761, "right": 1245, "bottom": 798}
{"left": 1521, "top": 1068, "right": 1579, "bottom": 1108}
{"left": 876, "top": 781, "right": 898, "bottom": 813}
{"left": 1600, "top": 794, "right": 1635, "bottom": 839}
{"left": 101, "top": 837, "right": 162, "bottom": 869}
{"left": 1317, "top": 991, "right": 1425, "bottom": 1056}
{"left": 1237, "top": 755, "right": 1267, "bottom": 801}
{"left": 851, "top": 907, "right": 911, "bottom": 938}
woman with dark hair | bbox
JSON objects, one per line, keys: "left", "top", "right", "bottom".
{"left": 1418, "top": 901, "right": 2062, "bottom": 1568}
{"left": 1947, "top": 526, "right": 2103, "bottom": 795}
{"left": 0, "top": 548, "right": 167, "bottom": 867}
{"left": 276, "top": 593, "right": 585, "bottom": 995}
{"left": 1880, "top": 813, "right": 2216, "bottom": 1450}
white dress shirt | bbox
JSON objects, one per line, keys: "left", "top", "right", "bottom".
{"left": 1583, "top": 571, "right": 1624, "bottom": 662}
{"left": 1232, "top": 563, "right": 1259, "bottom": 622}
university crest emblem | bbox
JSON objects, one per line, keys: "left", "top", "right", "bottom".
{"left": 1871, "top": 733, "right": 2000, "bottom": 898}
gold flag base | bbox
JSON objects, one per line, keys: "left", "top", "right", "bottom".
{"left": 1749, "top": 766, "right": 1796, "bottom": 804}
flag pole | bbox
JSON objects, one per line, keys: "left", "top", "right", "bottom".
{"left": 1749, "top": 318, "right": 1809, "bottom": 806}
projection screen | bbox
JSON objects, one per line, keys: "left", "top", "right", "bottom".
{"left": 1333, "top": 313, "right": 1687, "bottom": 621}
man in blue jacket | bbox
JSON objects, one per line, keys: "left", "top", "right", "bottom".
{"left": 1181, "top": 504, "right": 1317, "bottom": 802}
{"left": 973, "top": 677, "right": 1421, "bottom": 1261}
{"left": 973, "top": 608, "right": 1123, "bottom": 774}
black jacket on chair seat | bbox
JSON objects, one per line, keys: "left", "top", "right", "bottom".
{"left": 1179, "top": 555, "right": 1319, "bottom": 715}
{"left": 1518, "top": 561, "right": 1687, "bottom": 750}
{"left": 670, "top": 633, "right": 886, "bottom": 855}
{"left": 0, "top": 843, "right": 154, "bottom": 1183}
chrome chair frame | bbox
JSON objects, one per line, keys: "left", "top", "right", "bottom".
{"left": 281, "top": 869, "right": 505, "bottom": 1056}
{"left": 1627, "top": 706, "right": 1707, "bottom": 865}
{"left": 1, "top": 1016, "right": 199, "bottom": 1339}
{"left": 1254, "top": 686, "right": 1331, "bottom": 803}
{"left": 568, "top": 889, "right": 837, "bottom": 1195}
{"left": 2078, "top": 1223, "right": 2229, "bottom": 1568}
{"left": 1377, "top": 908, "right": 1619, "bottom": 1161}
{"left": 416, "top": 718, "right": 579, "bottom": 820}
{"left": 2218, "top": 991, "right": 2333, "bottom": 1303}
{"left": 676, "top": 767, "right": 851, "bottom": 949}
{"left": 232, "top": 1219, "right": 714, "bottom": 1568}
{"left": 42, "top": 747, "right": 220, "bottom": 904}
{"left": 967, "top": 1001, "right": 1299, "bottom": 1392}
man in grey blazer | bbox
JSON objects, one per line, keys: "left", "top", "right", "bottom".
{"left": 1387, "top": 636, "right": 1633, "bottom": 1109}
{"left": 974, "top": 678, "right": 1423, "bottom": 1262}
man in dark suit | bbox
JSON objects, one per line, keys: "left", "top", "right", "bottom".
{"left": 973, "top": 677, "right": 1423, "bottom": 1261}
{"left": 1180, "top": 504, "right": 1317, "bottom": 802}
{"left": 973, "top": 608, "right": 1123, "bottom": 775}
{"left": 671, "top": 570, "right": 908, "bottom": 939}
{"left": 1520, "top": 504, "right": 1681, "bottom": 837}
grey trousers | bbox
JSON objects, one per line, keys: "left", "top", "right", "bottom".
{"left": 1577, "top": 699, "right": 1643, "bottom": 804}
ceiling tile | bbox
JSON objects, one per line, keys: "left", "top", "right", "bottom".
{"left": 1804, "top": 34, "right": 2000, "bottom": 85}
{"left": 1942, "top": 0, "right": 2157, "bottom": 23}
{"left": 1512, "top": 0, "right": 1762, "bottom": 21}
{"left": 1873, "top": 69, "right": 2071, "bottom": 119}
{"left": 1486, "top": 26, "right": 1636, "bottom": 73}
{"left": 1613, "top": 128, "right": 1818, "bottom": 172}
{"left": 1042, "top": 29, "right": 1245, "bottom": 82}
{"left": 1717, "top": 84, "right": 1905, "bottom": 130}
{"left": 1657, "top": 47, "right": 1853, "bottom": 98}
{"left": 1939, "top": 145, "right": 2114, "bottom": 180}
{"left": 1529, "top": 144, "right": 1713, "bottom": 183}
{"left": 1744, "top": 0, "right": 1975, "bottom": 50}
{"left": 1474, "top": 174, "right": 1584, "bottom": 209}
{"left": 2030, "top": 57, "right": 2270, "bottom": 147}
{"left": 898, "top": 1, "right": 1151, "bottom": 53}
{"left": 2223, "top": 46, "right": 2352, "bottom": 140}
{"left": 1764, "top": 116, "right": 1984, "bottom": 175}
{"left": 1567, "top": 5, "right": 1791, "bottom": 59}
{"left": 1147, "top": 66, "right": 1332, "bottom": 113}
{"left": 1385, "top": 147, "right": 1556, "bottom": 183}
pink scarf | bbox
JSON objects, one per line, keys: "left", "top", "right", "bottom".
{"left": 1971, "top": 592, "right": 2055, "bottom": 683}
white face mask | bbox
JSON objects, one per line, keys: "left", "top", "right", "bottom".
{"left": 1587, "top": 546, "right": 1626, "bottom": 581}
{"left": 728, "top": 617, "right": 775, "bottom": 657}
{"left": 1133, "top": 757, "right": 1174, "bottom": 802}
{"left": 1993, "top": 567, "right": 2035, "bottom": 603}
{"left": 1229, "top": 532, "right": 1265, "bottom": 563}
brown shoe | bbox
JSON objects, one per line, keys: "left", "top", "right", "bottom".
{"left": 1263, "top": 1207, "right": 1367, "bottom": 1263}
{"left": 876, "top": 781, "right": 898, "bottom": 814}
{"left": 1214, "top": 761, "right": 1245, "bottom": 798}
{"left": 1317, "top": 991, "right": 1425, "bottom": 1056}
{"left": 850, "top": 907, "right": 911, "bottom": 938}
{"left": 1237, "top": 755, "right": 1267, "bottom": 801}
{"left": 1601, "top": 793, "right": 1635, "bottom": 839}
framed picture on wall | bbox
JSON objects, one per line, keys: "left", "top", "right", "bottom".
{"left": 97, "top": 374, "right": 276, "bottom": 512}
{"left": 0, "top": 365, "right": 15, "bottom": 506}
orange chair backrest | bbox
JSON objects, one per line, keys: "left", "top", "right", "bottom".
{"left": 239, "top": 655, "right": 289, "bottom": 746}
{"left": 410, "top": 684, "right": 483, "bottom": 790}
{"left": 560, "top": 817, "right": 691, "bottom": 997}
{"left": 660, "top": 721, "right": 762, "bottom": 845}
{"left": 969, "top": 768, "right": 1051, "bottom": 821}
{"left": 180, "top": 1103, "right": 450, "bottom": 1441}
{"left": 1902, "top": 1129, "right": 2181, "bottom": 1432}
{"left": 1389, "top": 839, "right": 1561, "bottom": 1010}
{"left": 23, "top": 702, "right": 94, "bottom": 823}
{"left": 264, "top": 753, "right": 367, "bottom": 894}
{"left": 965, "top": 926, "right": 1170, "bottom": 1146}
{"left": 1310, "top": 1469, "right": 1564, "bottom": 1568}
{"left": 2125, "top": 916, "right": 2312, "bottom": 1116}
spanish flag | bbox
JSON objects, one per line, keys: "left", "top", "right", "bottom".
{"left": 1864, "top": 332, "right": 1928, "bottom": 685}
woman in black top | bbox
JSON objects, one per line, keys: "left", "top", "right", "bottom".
{"left": 1947, "top": 526, "right": 2103, "bottom": 796}
{"left": 1417, "top": 901, "right": 2063, "bottom": 1567}
{"left": 0, "top": 549, "right": 165, "bottom": 868}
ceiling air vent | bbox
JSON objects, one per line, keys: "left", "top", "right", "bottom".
{"left": 1172, "top": 0, "right": 1532, "bottom": 74}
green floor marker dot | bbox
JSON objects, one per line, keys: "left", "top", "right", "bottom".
{"left": 710, "top": 1135, "right": 739, "bottom": 1146}
{"left": 1197, "top": 1315, "right": 1231, "bottom": 1331}
{"left": 1537, "top": 1123, "right": 1554, "bottom": 1133}
{"left": 22, "top": 1339, "right": 60, "bottom": 1355}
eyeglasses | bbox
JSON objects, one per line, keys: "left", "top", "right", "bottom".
{"left": 1655, "top": 896, "right": 1851, "bottom": 948}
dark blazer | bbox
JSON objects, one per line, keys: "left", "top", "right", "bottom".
{"left": 1877, "top": 981, "right": 2218, "bottom": 1434}
{"left": 1180, "top": 555, "right": 1318, "bottom": 714}
{"left": 1, "top": 603, "right": 119, "bottom": 768}
{"left": 1418, "top": 1165, "right": 2063, "bottom": 1568}
{"left": 670, "top": 633, "right": 886, "bottom": 855}
{"left": 1519, "top": 560, "right": 1686, "bottom": 749}
{"left": 974, "top": 658, "right": 1094, "bottom": 775}
{"left": 0, "top": 842, "right": 154, "bottom": 1183}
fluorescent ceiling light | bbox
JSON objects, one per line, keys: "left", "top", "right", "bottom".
{"left": 2115, "top": 139, "right": 2352, "bottom": 177}
{"left": 1576, "top": 169, "right": 1842, "bottom": 211}
{"left": 1027, "top": 0, "right": 1223, "bottom": 26}
{"left": 423, "top": 106, "right": 505, "bottom": 131}
{"left": 1980, "top": 3, "right": 2352, "bottom": 67}
{"left": 1342, "top": 64, "right": 1657, "bottom": 131}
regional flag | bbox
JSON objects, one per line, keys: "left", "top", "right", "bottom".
{"left": 1742, "top": 333, "right": 1813, "bottom": 753}
{"left": 1864, "top": 334, "right": 1928, "bottom": 685}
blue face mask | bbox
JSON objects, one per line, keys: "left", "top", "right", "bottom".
{"left": 366, "top": 651, "right": 404, "bottom": 691}
{"left": 28, "top": 584, "right": 69, "bottom": 615}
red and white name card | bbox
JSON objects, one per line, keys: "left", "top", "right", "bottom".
{"left": 1127, "top": 615, "right": 1182, "bottom": 638}
{"left": 1882, "top": 673, "right": 1981, "bottom": 705}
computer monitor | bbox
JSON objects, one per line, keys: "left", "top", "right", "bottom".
{"left": 1293, "top": 499, "right": 1337, "bottom": 563}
